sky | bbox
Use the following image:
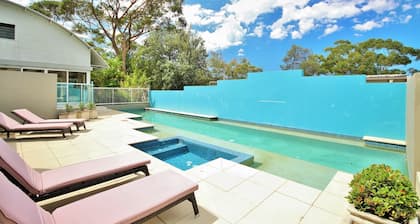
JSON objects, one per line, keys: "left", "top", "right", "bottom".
{"left": 11, "top": 0, "right": 420, "bottom": 71}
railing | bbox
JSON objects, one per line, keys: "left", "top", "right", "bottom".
{"left": 93, "top": 87, "right": 149, "bottom": 105}
{"left": 57, "top": 82, "right": 94, "bottom": 106}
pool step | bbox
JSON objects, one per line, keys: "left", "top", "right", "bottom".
{"left": 142, "top": 143, "right": 187, "bottom": 156}
{"left": 153, "top": 143, "right": 188, "bottom": 159}
{"left": 133, "top": 139, "right": 180, "bottom": 152}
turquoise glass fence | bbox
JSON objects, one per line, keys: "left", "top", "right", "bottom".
{"left": 150, "top": 70, "right": 406, "bottom": 140}
{"left": 57, "top": 82, "right": 93, "bottom": 105}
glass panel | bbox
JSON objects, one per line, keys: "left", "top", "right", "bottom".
{"left": 69, "top": 72, "right": 86, "bottom": 83}
{"left": 0, "top": 23, "right": 15, "bottom": 40}
{"left": 56, "top": 83, "right": 67, "bottom": 103}
{"left": 48, "top": 70, "right": 67, "bottom": 82}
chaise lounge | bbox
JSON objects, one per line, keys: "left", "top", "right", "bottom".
{"left": 0, "top": 138, "right": 150, "bottom": 201}
{"left": 0, "top": 112, "right": 73, "bottom": 138}
{"left": 0, "top": 170, "right": 199, "bottom": 223}
{"left": 12, "top": 108, "right": 86, "bottom": 131}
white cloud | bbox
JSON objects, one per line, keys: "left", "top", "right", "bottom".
{"left": 354, "top": 33, "right": 363, "bottom": 37}
{"left": 353, "top": 20, "right": 383, "bottom": 31}
{"left": 381, "top": 17, "right": 392, "bottom": 23}
{"left": 237, "top": 48, "right": 245, "bottom": 57}
{"left": 361, "top": 0, "right": 398, "bottom": 13}
{"left": 322, "top": 24, "right": 340, "bottom": 36}
{"left": 183, "top": 4, "right": 225, "bottom": 26}
{"left": 402, "top": 15, "right": 412, "bottom": 23}
{"left": 416, "top": 4, "right": 420, "bottom": 9}
{"left": 9, "top": 0, "right": 33, "bottom": 6}
{"left": 249, "top": 22, "right": 265, "bottom": 37}
{"left": 402, "top": 4, "right": 412, "bottom": 11}
{"left": 198, "top": 16, "right": 247, "bottom": 51}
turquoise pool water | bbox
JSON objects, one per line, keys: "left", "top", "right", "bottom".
{"left": 126, "top": 110, "right": 407, "bottom": 176}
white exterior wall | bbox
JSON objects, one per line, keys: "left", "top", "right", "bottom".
{"left": 0, "top": 1, "right": 91, "bottom": 71}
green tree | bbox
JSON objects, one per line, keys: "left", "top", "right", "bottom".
{"left": 91, "top": 57, "right": 125, "bottom": 87}
{"left": 30, "top": 0, "right": 184, "bottom": 74}
{"left": 207, "top": 53, "right": 262, "bottom": 80}
{"left": 281, "top": 45, "right": 312, "bottom": 70}
{"left": 301, "top": 55, "right": 323, "bottom": 76}
{"left": 131, "top": 29, "right": 210, "bottom": 90}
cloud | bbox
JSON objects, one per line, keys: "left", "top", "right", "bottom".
{"left": 353, "top": 20, "right": 383, "bottom": 31}
{"left": 402, "top": 15, "right": 412, "bottom": 23}
{"left": 9, "top": 0, "right": 33, "bottom": 6}
{"left": 361, "top": 0, "right": 398, "bottom": 13}
{"left": 416, "top": 4, "right": 420, "bottom": 9}
{"left": 183, "top": 4, "right": 225, "bottom": 26}
{"left": 237, "top": 48, "right": 245, "bottom": 57}
{"left": 402, "top": 4, "right": 412, "bottom": 11}
{"left": 322, "top": 24, "right": 340, "bottom": 36}
{"left": 249, "top": 22, "right": 265, "bottom": 37}
{"left": 198, "top": 16, "right": 247, "bottom": 51}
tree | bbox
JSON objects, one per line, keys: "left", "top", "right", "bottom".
{"left": 207, "top": 53, "right": 262, "bottom": 80}
{"left": 131, "top": 29, "right": 210, "bottom": 90}
{"left": 281, "top": 45, "right": 312, "bottom": 70}
{"left": 30, "top": 0, "right": 184, "bottom": 74}
{"left": 301, "top": 55, "right": 323, "bottom": 76}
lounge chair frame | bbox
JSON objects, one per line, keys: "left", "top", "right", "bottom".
{"left": 0, "top": 164, "right": 149, "bottom": 201}
{"left": 1, "top": 127, "right": 72, "bottom": 139}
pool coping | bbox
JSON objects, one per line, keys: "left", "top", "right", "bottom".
{"left": 145, "top": 107, "right": 218, "bottom": 120}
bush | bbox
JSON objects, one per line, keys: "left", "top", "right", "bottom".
{"left": 347, "top": 164, "right": 419, "bottom": 223}
{"left": 65, "top": 104, "right": 73, "bottom": 113}
{"left": 79, "top": 102, "right": 86, "bottom": 111}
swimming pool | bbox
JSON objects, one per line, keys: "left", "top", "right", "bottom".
{"left": 124, "top": 109, "right": 407, "bottom": 189}
{"left": 131, "top": 136, "right": 253, "bottom": 170}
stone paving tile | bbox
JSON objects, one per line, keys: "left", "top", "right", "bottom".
{"left": 300, "top": 206, "right": 344, "bottom": 224}
{"left": 277, "top": 180, "right": 321, "bottom": 205}
{"left": 313, "top": 191, "right": 350, "bottom": 217}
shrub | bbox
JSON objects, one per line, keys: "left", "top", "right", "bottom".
{"left": 65, "top": 104, "right": 73, "bottom": 113}
{"left": 79, "top": 102, "right": 86, "bottom": 111}
{"left": 88, "top": 102, "right": 96, "bottom": 110}
{"left": 347, "top": 164, "right": 419, "bottom": 223}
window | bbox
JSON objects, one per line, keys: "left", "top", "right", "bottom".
{"left": 48, "top": 70, "right": 67, "bottom": 82}
{"left": 0, "top": 23, "right": 15, "bottom": 40}
{"left": 23, "top": 69, "right": 44, "bottom": 73}
{"left": 69, "top": 72, "right": 86, "bottom": 83}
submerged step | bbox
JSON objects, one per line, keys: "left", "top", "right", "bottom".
{"left": 153, "top": 144, "right": 188, "bottom": 159}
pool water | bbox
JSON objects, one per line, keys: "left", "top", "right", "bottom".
{"left": 131, "top": 137, "right": 253, "bottom": 170}
{"left": 124, "top": 109, "right": 408, "bottom": 189}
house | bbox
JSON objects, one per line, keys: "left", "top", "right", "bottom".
{"left": 0, "top": 0, "right": 107, "bottom": 118}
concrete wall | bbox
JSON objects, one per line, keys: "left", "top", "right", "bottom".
{"left": 406, "top": 73, "right": 420, "bottom": 183}
{"left": 0, "top": 1, "right": 91, "bottom": 71}
{"left": 0, "top": 70, "right": 57, "bottom": 119}
{"left": 151, "top": 70, "right": 406, "bottom": 140}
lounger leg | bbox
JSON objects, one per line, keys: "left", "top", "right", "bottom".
{"left": 139, "top": 165, "right": 150, "bottom": 176}
{"left": 83, "top": 123, "right": 86, "bottom": 130}
{"left": 76, "top": 124, "right": 80, "bottom": 131}
{"left": 7, "top": 132, "right": 10, "bottom": 139}
{"left": 188, "top": 193, "right": 199, "bottom": 216}
{"left": 69, "top": 128, "right": 73, "bottom": 135}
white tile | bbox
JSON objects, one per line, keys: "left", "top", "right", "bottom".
{"left": 333, "top": 171, "right": 354, "bottom": 184}
{"left": 277, "top": 181, "right": 321, "bottom": 205}
{"left": 187, "top": 165, "right": 221, "bottom": 180}
{"left": 225, "top": 164, "right": 258, "bottom": 179}
{"left": 249, "top": 171, "right": 287, "bottom": 191}
{"left": 324, "top": 180, "right": 351, "bottom": 197}
{"left": 238, "top": 192, "right": 310, "bottom": 224}
{"left": 206, "top": 171, "right": 246, "bottom": 191}
{"left": 230, "top": 180, "right": 274, "bottom": 204}
{"left": 300, "top": 206, "right": 343, "bottom": 224}
{"left": 313, "top": 191, "right": 350, "bottom": 217}
{"left": 206, "top": 158, "right": 237, "bottom": 170}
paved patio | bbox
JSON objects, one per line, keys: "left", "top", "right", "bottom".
{"left": 2, "top": 107, "right": 353, "bottom": 223}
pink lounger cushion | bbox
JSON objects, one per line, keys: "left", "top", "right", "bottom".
{"left": 53, "top": 170, "right": 198, "bottom": 224}
{"left": 0, "top": 138, "right": 150, "bottom": 195}
{"left": 12, "top": 109, "right": 85, "bottom": 126}
{"left": 41, "top": 151, "right": 151, "bottom": 193}
{"left": 0, "top": 170, "right": 198, "bottom": 224}
{"left": 0, "top": 112, "right": 73, "bottom": 131}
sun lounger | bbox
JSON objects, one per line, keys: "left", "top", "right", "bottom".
{"left": 0, "top": 112, "right": 73, "bottom": 138}
{"left": 0, "top": 138, "right": 150, "bottom": 201}
{"left": 0, "top": 170, "right": 199, "bottom": 223}
{"left": 12, "top": 108, "right": 86, "bottom": 131}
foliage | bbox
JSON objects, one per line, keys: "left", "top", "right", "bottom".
{"left": 285, "top": 39, "right": 419, "bottom": 76}
{"left": 91, "top": 57, "right": 125, "bottom": 87}
{"left": 65, "top": 104, "right": 73, "bottom": 113}
{"left": 346, "top": 164, "right": 419, "bottom": 224}
{"left": 131, "top": 29, "right": 210, "bottom": 90}
{"left": 30, "top": 0, "right": 185, "bottom": 73}
{"left": 207, "top": 52, "right": 262, "bottom": 80}
{"left": 281, "top": 45, "right": 312, "bottom": 70}
{"left": 78, "top": 102, "right": 85, "bottom": 111}
{"left": 87, "top": 102, "right": 95, "bottom": 110}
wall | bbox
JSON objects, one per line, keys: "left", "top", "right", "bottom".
{"left": 406, "top": 73, "right": 420, "bottom": 183}
{"left": 0, "top": 1, "right": 91, "bottom": 71}
{"left": 0, "top": 70, "right": 57, "bottom": 119}
{"left": 150, "top": 70, "right": 406, "bottom": 140}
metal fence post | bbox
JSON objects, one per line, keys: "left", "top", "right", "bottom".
{"left": 112, "top": 88, "right": 115, "bottom": 104}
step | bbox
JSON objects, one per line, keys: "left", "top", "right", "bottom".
{"left": 148, "top": 143, "right": 187, "bottom": 156}
{"left": 153, "top": 144, "right": 188, "bottom": 159}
